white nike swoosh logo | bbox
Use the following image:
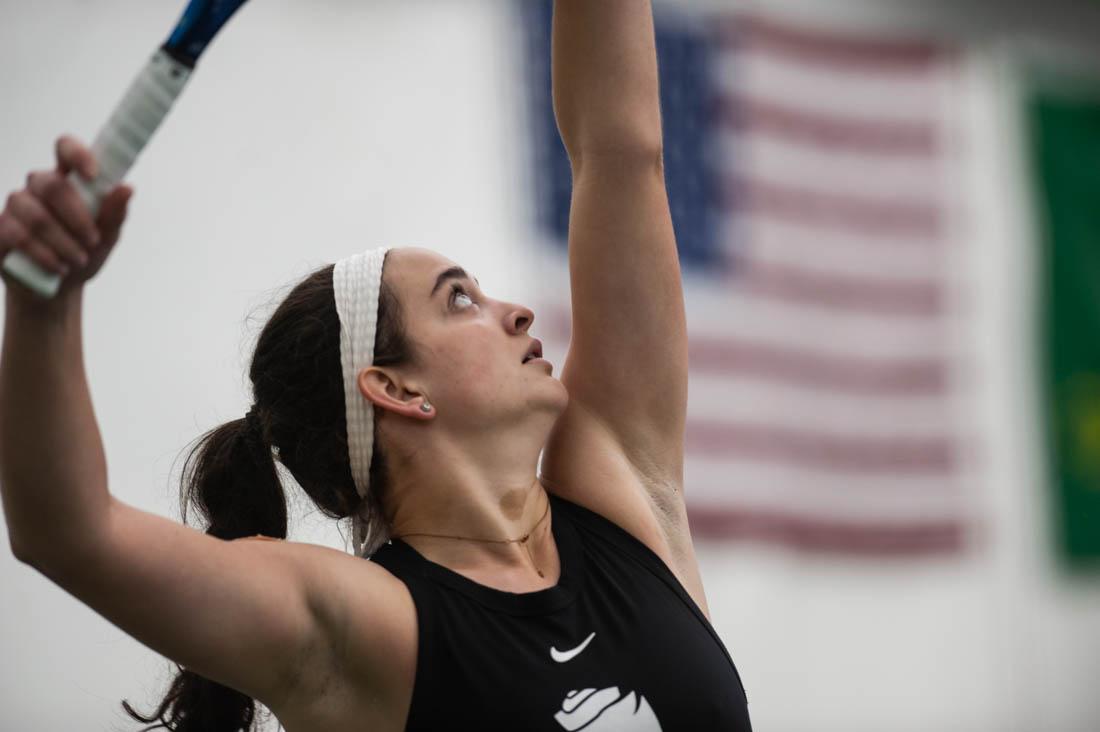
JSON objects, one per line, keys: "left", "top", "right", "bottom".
{"left": 550, "top": 631, "right": 596, "bottom": 663}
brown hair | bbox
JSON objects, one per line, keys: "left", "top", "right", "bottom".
{"left": 122, "top": 255, "right": 416, "bottom": 731}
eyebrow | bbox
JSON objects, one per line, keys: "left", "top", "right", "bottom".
{"left": 430, "top": 266, "right": 480, "bottom": 299}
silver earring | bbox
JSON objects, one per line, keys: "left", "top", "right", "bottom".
{"left": 420, "top": 402, "right": 432, "bottom": 413}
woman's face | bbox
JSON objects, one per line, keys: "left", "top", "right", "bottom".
{"left": 370, "top": 247, "right": 567, "bottom": 432}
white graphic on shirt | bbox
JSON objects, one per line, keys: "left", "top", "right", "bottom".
{"left": 554, "top": 687, "right": 663, "bottom": 731}
{"left": 549, "top": 633, "right": 664, "bottom": 730}
{"left": 551, "top": 631, "right": 596, "bottom": 663}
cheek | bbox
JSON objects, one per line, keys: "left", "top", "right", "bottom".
{"left": 438, "top": 360, "right": 513, "bottom": 416}
{"left": 437, "top": 340, "right": 513, "bottom": 391}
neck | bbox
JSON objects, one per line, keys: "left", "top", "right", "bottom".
{"left": 390, "top": 476, "right": 553, "bottom": 574}
{"left": 379, "top": 405, "right": 561, "bottom": 575}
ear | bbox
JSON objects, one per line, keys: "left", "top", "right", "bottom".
{"left": 358, "top": 366, "right": 433, "bottom": 420}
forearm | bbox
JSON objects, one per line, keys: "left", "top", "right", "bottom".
{"left": 1, "top": 287, "right": 111, "bottom": 563}
{"left": 551, "top": 0, "right": 663, "bottom": 161}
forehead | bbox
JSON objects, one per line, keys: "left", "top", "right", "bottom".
{"left": 386, "top": 247, "right": 476, "bottom": 295}
{"left": 388, "top": 247, "right": 452, "bottom": 281}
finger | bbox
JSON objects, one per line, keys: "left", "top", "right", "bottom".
{"left": 7, "top": 189, "right": 89, "bottom": 270}
{"left": 27, "top": 169, "right": 100, "bottom": 247}
{"left": 95, "top": 185, "right": 133, "bottom": 243}
{"left": 55, "top": 135, "right": 97, "bottom": 181}
{"left": 0, "top": 213, "right": 69, "bottom": 275}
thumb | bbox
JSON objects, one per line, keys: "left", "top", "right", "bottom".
{"left": 95, "top": 184, "right": 134, "bottom": 244}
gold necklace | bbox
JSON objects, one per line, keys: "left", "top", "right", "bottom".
{"left": 393, "top": 497, "right": 552, "bottom": 577}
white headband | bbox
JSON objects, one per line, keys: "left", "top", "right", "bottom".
{"left": 332, "top": 246, "right": 392, "bottom": 557}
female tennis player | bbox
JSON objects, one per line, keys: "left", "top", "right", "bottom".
{"left": 0, "top": 2, "right": 750, "bottom": 730}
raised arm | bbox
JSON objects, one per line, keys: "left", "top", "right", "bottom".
{"left": 542, "top": 1, "right": 699, "bottom": 605}
{"left": 547, "top": 0, "right": 687, "bottom": 481}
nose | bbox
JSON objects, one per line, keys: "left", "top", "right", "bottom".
{"left": 507, "top": 302, "right": 535, "bottom": 334}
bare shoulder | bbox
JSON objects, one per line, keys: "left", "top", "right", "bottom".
{"left": 249, "top": 538, "right": 417, "bottom": 731}
{"left": 541, "top": 396, "right": 711, "bottom": 621}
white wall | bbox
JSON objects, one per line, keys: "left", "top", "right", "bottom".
{"left": 0, "top": 1, "right": 1098, "bottom": 730}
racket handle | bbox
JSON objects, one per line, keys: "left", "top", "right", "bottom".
{"left": 2, "top": 49, "right": 192, "bottom": 298}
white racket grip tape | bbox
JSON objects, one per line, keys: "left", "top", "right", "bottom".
{"left": 2, "top": 49, "right": 192, "bottom": 298}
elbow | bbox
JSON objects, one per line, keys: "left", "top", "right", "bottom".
{"left": 10, "top": 538, "right": 78, "bottom": 584}
{"left": 9, "top": 512, "right": 108, "bottom": 575}
{"left": 9, "top": 524, "right": 44, "bottom": 566}
{"left": 569, "top": 141, "right": 664, "bottom": 178}
{"left": 8, "top": 525, "right": 34, "bottom": 564}
{"left": 558, "top": 111, "right": 663, "bottom": 167}
{"left": 10, "top": 538, "right": 38, "bottom": 567}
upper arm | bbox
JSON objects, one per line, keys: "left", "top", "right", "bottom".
{"left": 22, "top": 497, "right": 404, "bottom": 712}
{"left": 561, "top": 147, "right": 688, "bottom": 487}
{"left": 543, "top": 147, "right": 704, "bottom": 608}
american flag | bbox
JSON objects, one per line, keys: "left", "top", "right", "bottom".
{"left": 519, "top": 2, "right": 971, "bottom": 556}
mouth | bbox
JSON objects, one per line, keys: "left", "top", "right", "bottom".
{"left": 522, "top": 339, "right": 544, "bottom": 364}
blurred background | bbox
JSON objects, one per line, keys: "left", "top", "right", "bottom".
{"left": 1, "top": 0, "right": 1099, "bottom": 730}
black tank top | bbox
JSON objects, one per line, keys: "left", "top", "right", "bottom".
{"left": 369, "top": 492, "right": 752, "bottom": 731}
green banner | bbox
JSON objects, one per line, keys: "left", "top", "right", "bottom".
{"left": 1030, "top": 74, "right": 1100, "bottom": 566}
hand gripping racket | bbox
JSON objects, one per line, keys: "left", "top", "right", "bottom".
{"left": 2, "top": 0, "right": 250, "bottom": 298}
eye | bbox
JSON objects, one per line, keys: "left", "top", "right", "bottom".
{"left": 449, "top": 283, "right": 477, "bottom": 310}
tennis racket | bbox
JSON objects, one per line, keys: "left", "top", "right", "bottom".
{"left": 2, "top": 0, "right": 250, "bottom": 298}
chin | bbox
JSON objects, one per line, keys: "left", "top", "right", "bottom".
{"left": 549, "top": 382, "right": 571, "bottom": 412}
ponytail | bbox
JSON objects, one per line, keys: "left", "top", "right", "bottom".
{"left": 120, "top": 260, "right": 417, "bottom": 731}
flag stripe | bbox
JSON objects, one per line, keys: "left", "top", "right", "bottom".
{"left": 686, "top": 508, "right": 966, "bottom": 555}
{"left": 724, "top": 133, "right": 944, "bottom": 201}
{"left": 686, "top": 464, "right": 965, "bottom": 525}
{"left": 734, "top": 256, "right": 944, "bottom": 316}
{"left": 686, "top": 457, "right": 962, "bottom": 503}
{"left": 716, "top": 53, "right": 947, "bottom": 122}
{"left": 689, "top": 293, "right": 950, "bottom": 357}
{"left": 743, "top": 217, "right": 944, "bottom": 281}
{"left": 686, "top": 420, "right": 956, "bottom": 473}
{"left": 687, "top": 374, "right": 955, "bottom": 436}
{"left": 717, "top": 15, "right": 946, "bottom": 71}
{"left": 717, "top": 94, "right": 939, "bottom": 156}
{"left": 687, "top": 339, "right": 947, "bottom": 394}
{"left": 725, "top": 176, "right": 942, "bottom": 237}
